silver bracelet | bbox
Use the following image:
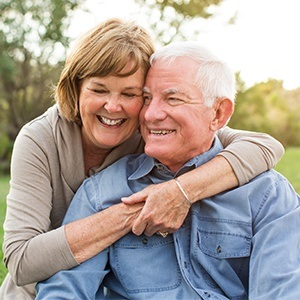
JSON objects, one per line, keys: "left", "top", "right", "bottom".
{"left": 174, "top": 178, "right": 193, "bottom": 206}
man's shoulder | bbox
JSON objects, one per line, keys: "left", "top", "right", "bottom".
{"left": 246, "top": 169, "right": 290, "bottom": 192}
{"left": 224, "top": 169, "right": 298, "bottom": 211}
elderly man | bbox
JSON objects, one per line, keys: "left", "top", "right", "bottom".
{"left": 37, "top": 42, "right": 300, "bottom": 299}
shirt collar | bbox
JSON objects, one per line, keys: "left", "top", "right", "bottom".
{"left": 129, "top": 136, "right": 223, "bottom": 181}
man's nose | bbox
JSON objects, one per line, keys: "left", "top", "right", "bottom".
{"left": 143, "top": 98, "right": 167, "bottom": 121}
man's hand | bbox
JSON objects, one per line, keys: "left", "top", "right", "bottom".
{"left": 121, "top": 180, "right": 190, "bottom": 236}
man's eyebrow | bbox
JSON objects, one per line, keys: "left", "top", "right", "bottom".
{"left": 142, "top": 87, "right": 192, "bottom": 99}
{"left": 163, "top": 88, "right": 178, "bottom": 95}
{"left": 163, "top": 88, "right": 192, "bottom": 99}
{"left": 143, "top": 87, "right": 181, "bottom": 94}
{"left": 142, "top": 87, "right": 151, "bottom": 93}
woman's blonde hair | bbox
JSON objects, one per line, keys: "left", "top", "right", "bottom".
{"left": 56, "top": 18, "right": 155, "bottom": 124}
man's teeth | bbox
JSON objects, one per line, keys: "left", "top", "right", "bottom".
{"left": 99, "top": 116, "right": 124, "bottom": 126}
{"left": 150, "top": 130, "right": 174, "bottom": 135}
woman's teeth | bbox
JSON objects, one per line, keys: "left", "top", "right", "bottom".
{"left": 98, "top": 116, "right": 125, "bottom": 126}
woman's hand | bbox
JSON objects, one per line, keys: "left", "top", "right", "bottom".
{"left": 122, "top": 180, "right": 190, "bottom": 236}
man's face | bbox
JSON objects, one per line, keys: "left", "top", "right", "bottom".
{"left": 140, "top": 57, "right": 216, "bottom": 172}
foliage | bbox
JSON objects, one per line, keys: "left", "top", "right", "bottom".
{"left": 0, "top": 0, "right": 84, "bottom": 173}
{"left": 230, "top": 79, "right": 300, "bottom": 147}
{"left": 145, "top": 0, "right": 223, "bottom": 18}
{"left": 0, "top": 0, "right": 299, "bottom": 173}
{"left": 134, "top": 0, "right": 224, "bottom": 45}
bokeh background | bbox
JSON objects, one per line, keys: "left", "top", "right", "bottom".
{"left": 0, "top": 0, "right": 299, "bottom": 283}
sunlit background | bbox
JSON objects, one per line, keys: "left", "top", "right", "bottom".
{"left": 0, "top": 0, "right": 299, "bottom": 285}
{"left": 0, "top": 0, "right": 299, "bottom": 175}
{"left": 69, "top": 0, "right": 300, "bottom": 90}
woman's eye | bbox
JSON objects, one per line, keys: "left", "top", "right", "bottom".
{"left": 94, "top": 89, "right": 107, "bottom": 94}
{"left": 122, "top": 93, "right": 136, "bottom": 98}
{"left": 87, "top": 87, "right": 107, "bottom": 94}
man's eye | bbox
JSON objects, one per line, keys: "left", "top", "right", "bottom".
{"left": 167, "top": 97, "right": 185, "bottom": 106}
{"left": 143, "top": 95, "right": 152, "bottom": 105}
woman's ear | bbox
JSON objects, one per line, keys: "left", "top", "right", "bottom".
{"left": 210, "top": 98, "right": 234, "bottom": 131}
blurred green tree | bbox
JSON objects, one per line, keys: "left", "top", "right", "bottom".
{"left": 134, "top": 0, "right": 226, "bottom": 44}
{"left": 0, "top": 0, "right": 83, "bottom": 140}
{"left": 0, "top": 0, "right": 83, "bottom": 172}
{"left": 230, "top": 79, "right": 300, "bottom": 146}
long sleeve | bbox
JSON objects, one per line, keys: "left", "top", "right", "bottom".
{"left": 36, "top": 179, "right": 110, "bottom": 299}
{"left": 217, "top": 127, "right": 284, "bottom": 185}
{"left": 249, "top": 173, "right": 300, "bottom": 298}
{"left": 2, "top": 105, "right": 143, "bottom": 291}
{"left": 2, "top": 112, "right": 82, "bottom": 286}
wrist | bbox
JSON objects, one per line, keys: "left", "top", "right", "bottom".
{"left": 174, "top": 178, "right": 193, "bottom": 206}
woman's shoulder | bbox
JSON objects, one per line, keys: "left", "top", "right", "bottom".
{"left": 17, "top": 104, "right": 80, "bottom": 147}
{"left": 20, "top": 104, "right": 58, "bottom": 135}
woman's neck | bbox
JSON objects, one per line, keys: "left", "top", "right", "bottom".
{"left": 82, "top": 139, "right": 111, "bottom": 176}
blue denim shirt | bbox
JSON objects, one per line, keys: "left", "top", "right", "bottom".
{"left": 37, "top": 138, "right": 300, "bottom": 300}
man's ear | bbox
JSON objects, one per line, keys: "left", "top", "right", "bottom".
{"left": 210, "top": 98, "right": 234, "bottom": 131}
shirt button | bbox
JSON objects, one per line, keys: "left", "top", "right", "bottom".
{"left": 217, "top": 245, "right": 222, "bottom": 254}
{"left": 184, "top": 261, "right": 187, "bottom": 268}
{"left": 204, "top": 291, "right": 211, "bottom": 298}
{"left": 142, "top": 238, "right": 148, "bottom": 245}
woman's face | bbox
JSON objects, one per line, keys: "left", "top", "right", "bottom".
{"left": 79, "top": 64, "right": 145, "bottom": 152}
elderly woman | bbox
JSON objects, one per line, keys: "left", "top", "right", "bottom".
{"left": 0, "top": 18, "right": 283, "bottom": 299}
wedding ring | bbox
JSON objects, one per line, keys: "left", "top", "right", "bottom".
{"left": 157, "top": 231, "right": 169, "bottom": 238}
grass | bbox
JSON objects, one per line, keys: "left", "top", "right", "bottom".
{"left": 0, "top": 148, "right": 299, "bottom": 285}
{"left": 275, "top": 147, "right": 300, "bottom": 193}
{"left": 0, "top": 175, "right": 9, "bottom": 284}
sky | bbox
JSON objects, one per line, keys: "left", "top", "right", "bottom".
{"left": 68, "top": 0, "right": 300, "bottom": 90}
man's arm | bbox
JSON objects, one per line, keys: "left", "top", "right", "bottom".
{"left": 249, "top": 174, "right": 300, "bottom": 299}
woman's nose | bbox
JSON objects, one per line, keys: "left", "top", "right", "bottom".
{"left": 104, "top": 95, "right": 122, "bottom": 113}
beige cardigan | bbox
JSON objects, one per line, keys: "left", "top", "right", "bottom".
{"left": 0, "top": 104, "right": 283, "bottom": 299}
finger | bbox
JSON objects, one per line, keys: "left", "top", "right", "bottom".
{"left": 131, "top": 215, "right": 148, "bottom": 236}
{"left": 121, "top": 191, "right": 146, "bottom": 204}
{"left": 143, "top": 225, "right": 161, "bottom": 237}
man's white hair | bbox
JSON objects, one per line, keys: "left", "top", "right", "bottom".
{"left": 150, "top": 41, "right": 236, "bottom": 107}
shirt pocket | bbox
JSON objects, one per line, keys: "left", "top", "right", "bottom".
{"left": 192, "top": 218, "right": 252, "bottom": 298}
{"left": 110, "top": 233, "right": 181, "bottom": 294}
{"left": 198, "top": 218, "right": 251, "bottom": 259}
{"left": 199, "top": 230, "right": 251, "bottom": 259}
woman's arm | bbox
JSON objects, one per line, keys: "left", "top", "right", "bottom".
{"left": 36, "top": 177, "right": 143, "bottom": 299}
{"left": 217, "top": 126, "right": 285, "bottom": 185}
{"left": 122, "top": 127, "right": 284, "bottom": 236}
{"left": 3, "top": 126, "right": 142, "bottom": 285}
{"left": 65, "top": 200, "right": 143, "bottom": 263}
